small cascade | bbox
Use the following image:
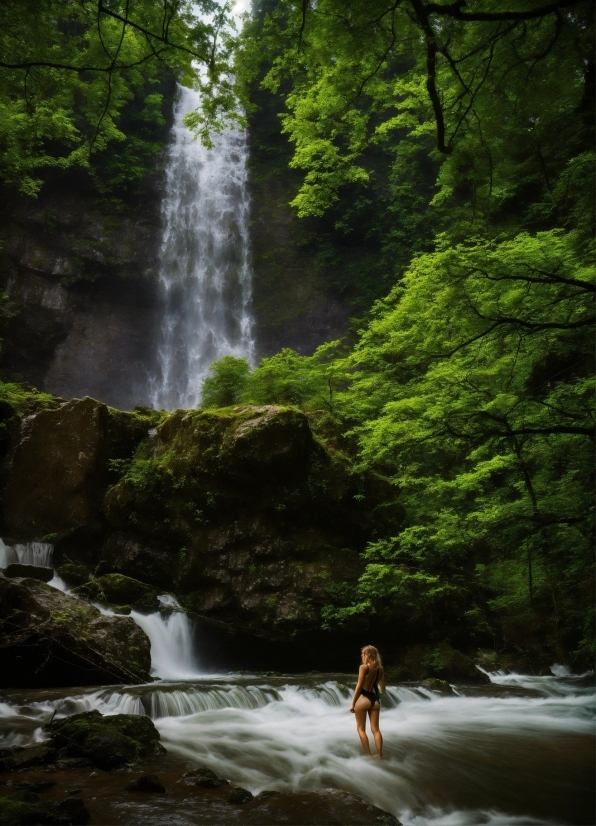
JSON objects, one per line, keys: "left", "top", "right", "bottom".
{"left": 150, "top": 83, "right": 255, "bottom": 411}
{"left": 130, "top": 596, "right": 201, "bottom": 680}
{"left": 0, "top": 538, "right": 53, "bottom": 568}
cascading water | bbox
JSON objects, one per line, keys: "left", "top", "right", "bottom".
{"left": 150, "top": 84, "right": 255, "bottom": 411}
{"left": 0, "top": 670, "right": 593, "bottom": 824}
{"left": 0, "top": 538, "right": 53, "bottom": 568}
{"left": 129, "top": 595, "right": 201, "bottom": 680}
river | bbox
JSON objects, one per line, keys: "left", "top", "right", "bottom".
{"left": 0, "top": 662, "right": 593, "bottom": 824}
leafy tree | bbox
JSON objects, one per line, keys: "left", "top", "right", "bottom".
{"left": 238, "top": 0, "right": 593, "bottom": 231}
{"left": 0, "top": 0, "right": 239, "bottom": 195}
{"left": 201, "top": 356, "right": 251, "bottom": 408}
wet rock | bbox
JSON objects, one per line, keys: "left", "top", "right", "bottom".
{"left": 3, "top": 563, "right": 54, "bottom": 582}
{"left": 0, "top": 793, "right": 90, "bottom": 825}
{"left": 47, "top": 710, "right": 166, "bottom": 771}
{"left": 245, "top": 789, "right": 401, "bottom": 825}
{"left": 101, "top": 531, "right": 174, "bottom": 589}
{"left": 228, "top": 786, "right": 253, "bottom": 804}
{"left": 3, "top": 396, "right": 153, "bottom": 540}
{"left": 420, "top": 678, "right": 453, "bottom": 695}
{"left": 182, "top": 767, "right": 229, "bottom": 788}
{"left": 0, "top": 744, "right": 53, "bottom": 772}
{"left": 57, "top": 563, "right": 91, "bottom": 588}
{"left": 72, "top": 573, "right": 159, "bottom": 612}
{"left": 0, "top": 576, "right": 151, "bottom": 687}
{"left": 124, "top": 775, "right": 166, "bottom": 793}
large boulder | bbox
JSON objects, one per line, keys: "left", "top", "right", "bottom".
{"left": 0, "top": 575, "right": 151, "bottom": 687}
{"left": 386, "top": 642, "right": 490, "bottom": 684}
{"left": 100, "top": 406, "right": 403, "bottom": 658}
{"left": 46, "top": 710, "right": 165, "bottom": 771}
{"left": 3, "top": 396, "right": 155, "bottom": 540}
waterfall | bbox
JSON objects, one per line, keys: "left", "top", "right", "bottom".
{"left": 130, "top": 596, "right": 201, "bottom": 681}
{"left": 150, "top": 84, "right": 255, "bottom": 411}
{"left": 0, "top": 538, "right": 53, "bottom": 568}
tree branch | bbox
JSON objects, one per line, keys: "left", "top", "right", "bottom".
{"left": 423, "top": 0, "right": 583, "bottom": 23}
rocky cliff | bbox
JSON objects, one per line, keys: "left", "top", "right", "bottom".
{"left": 0, "top": 395, "right": 403, "bottom": 670}
{"left": 0, "top": 170, "right": 162, "bottom": 411}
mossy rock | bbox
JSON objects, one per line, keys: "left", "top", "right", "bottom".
{"left": 73, "top": 573, "right": 159, "bottom": 611}
{"left": 57, "top": 563, "right": 91, "bottom": 588}
{"left": 47, "top": 710, "right": 166, "bottom": 771}
{"left": 0, "top": 576, "right": 151, "bottom": 687}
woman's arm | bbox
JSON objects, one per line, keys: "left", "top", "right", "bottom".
{"left": 350, "top": 665, "right": 367, "bottom": 712}
{"left": 379, "top": 672, "right": 386, "bottom": 694}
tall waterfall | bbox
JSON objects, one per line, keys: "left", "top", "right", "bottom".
{"left": 150, "top": 84, "right": 255, "bottom": 411}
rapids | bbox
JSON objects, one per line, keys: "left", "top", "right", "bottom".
{"left": 0, "top": 671, "right": 593, "bottom": 825}
{"left": 1, "top": 540, "right": 593, "bottom": 823}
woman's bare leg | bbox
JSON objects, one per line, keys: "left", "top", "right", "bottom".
{"left": 368, "top": 705, "right": 383, "bottom": 758}
{"left": 354, "top": 696, "right": 372, "bottom": 755}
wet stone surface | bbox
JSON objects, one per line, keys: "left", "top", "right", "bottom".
{"left": 0, "top": 753, "right": 401, "bottom": 826}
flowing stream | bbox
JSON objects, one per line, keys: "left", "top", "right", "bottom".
{"left": 0, "top": 671, "right": 593, "bottom": 825}
{"left": 150, "top": 84, "right": 255, "bottom": 411}
{"left": 1, "top": 544, "right": 594, "bottom": 824}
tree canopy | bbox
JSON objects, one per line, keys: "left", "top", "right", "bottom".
{"left": 0, "top": 0, "right": 238, "bottom": 195}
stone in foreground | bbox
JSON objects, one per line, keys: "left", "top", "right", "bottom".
{"left": 47, "top": 711, "right": 166, "bottom": 771}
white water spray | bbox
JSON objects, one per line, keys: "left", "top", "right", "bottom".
{"left": 130, "top": 595, "right": 201, "bottom": 680}
{"left": 150, "top": 84, "right": 255, "bottom": 411}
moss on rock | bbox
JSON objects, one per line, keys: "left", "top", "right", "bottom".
{"left": 47, "top": 710, "right": 166, "bottom": 771}
{"left": 0, "top": 576, "right": 151, "bottom": 687}
{"left": 73, "top": 573, "right": 159, "bottom": 611}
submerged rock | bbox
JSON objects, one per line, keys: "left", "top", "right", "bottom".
{"left": 182, "top": 767, "right": 229, "bottom": 788}
{"left": 245, "top": 789, "right": 400, "bottom": 825}
{"left": 227, "top": 786, "right": 253, "bottom": 804}
{"left": 123, "top": 775, "right": 166, "bottom": 793}
{"left": 0, "top": 576, "right": 151, "bottom": 687}
{"left": 3, "top": 562, "right": 53, "bottom": 582}
{"left": 47, "top": 711, "right": 166, "bottom": 771}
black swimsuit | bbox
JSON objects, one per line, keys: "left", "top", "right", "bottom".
{"left": 360, "top": 668, "right": 380, "bottom": 708}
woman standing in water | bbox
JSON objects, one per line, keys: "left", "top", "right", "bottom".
{"left": 350, "top": 645, "right": 385, "bottom": 758}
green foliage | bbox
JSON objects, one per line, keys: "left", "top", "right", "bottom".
{"left": 201, "top": 355, "right": 251, "bottom": 407}
{"left": 0, "top": 381, "right": 61, "bottom": 416}
{"left": 0, "top": 0, "right": 241, "bottom": 196}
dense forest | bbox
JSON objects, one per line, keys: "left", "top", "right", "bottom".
{"left": 0, "top": 0, "right": 594, "bottom": 671}
{"left": 208, "top": 0, "right": 596, "bottom": 668}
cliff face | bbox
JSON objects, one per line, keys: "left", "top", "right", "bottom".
{"left": 0, "top": 84, "right": 383, "bottom": 410}
{"left": 0, "top": 170, "right": 162, "bottom": 410}
{"left": 0, "top": 396, "right": 403, "bottom": 670}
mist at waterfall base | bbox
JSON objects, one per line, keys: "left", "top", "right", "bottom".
{"left": 150, "top": 83, "right": 255, "bottom": 411}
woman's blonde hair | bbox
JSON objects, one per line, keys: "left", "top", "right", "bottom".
{"left": 361, "top": 645, "right": 383, "bottom": 675}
